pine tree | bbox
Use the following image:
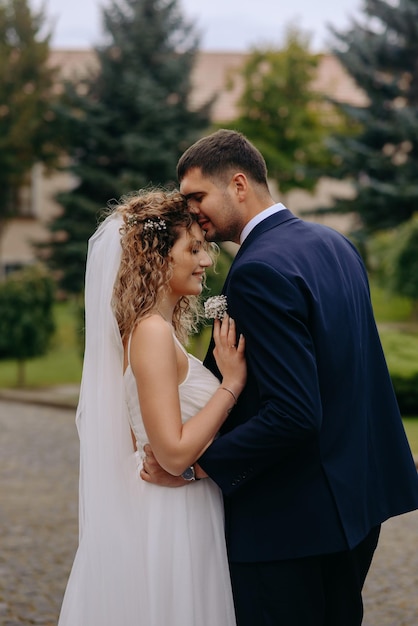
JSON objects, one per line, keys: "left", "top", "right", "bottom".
{"left": 0, "top": 0, "right": 61, "bottom": 232}
{"left": 323, "top": 0, "right": 418, "bottom": 233}
{"left": 46, "top": 0, "right": 211, "bottom": 295}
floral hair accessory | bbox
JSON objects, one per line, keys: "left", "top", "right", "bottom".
{"left": 125, "top": 215, "right": 167, "bottom": 231}
{"left": 143, "top": 218, "right": 167, "bottom": 232}
{"left": 204, "top": 295, "right": 228, "bottom": 320}
{"left": 126, "top": 213, "right": 139, "bottom": 227}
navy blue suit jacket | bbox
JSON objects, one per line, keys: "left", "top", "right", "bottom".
{"left": 200, "top": 209, "right": 418, "bottom": 563}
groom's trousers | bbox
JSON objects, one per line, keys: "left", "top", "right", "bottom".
{"left": 229, "top": 525, "right": 380, "bottom": 626}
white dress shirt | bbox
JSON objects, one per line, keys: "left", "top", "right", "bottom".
{"left": 240, "top": 203, "right": 287, "bottom": 244}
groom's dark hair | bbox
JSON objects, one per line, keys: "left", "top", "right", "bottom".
{"left": 177, "top": 129, "right": 269, "bottom": 188}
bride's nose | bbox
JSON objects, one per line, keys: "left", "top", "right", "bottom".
{"left": 200, "top": 251, "right": 212, "bottom": 268}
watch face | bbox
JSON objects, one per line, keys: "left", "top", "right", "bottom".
{"left": 182, "top": 466, "right": 195, "bottom": 481}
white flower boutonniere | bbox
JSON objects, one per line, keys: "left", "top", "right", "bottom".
{"left": 204, "top": 295, "right": 228, "bottom": 320}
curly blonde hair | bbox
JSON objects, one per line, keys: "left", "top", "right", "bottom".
{"left": 111, "top": 188, "right": 214, "bottom": 345}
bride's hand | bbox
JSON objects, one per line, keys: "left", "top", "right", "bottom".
{"left": 213, "top": 315, "right": 246, "bottom": 397}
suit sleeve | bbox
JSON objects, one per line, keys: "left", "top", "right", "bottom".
{"left": 199, "top": 261, "right": 323, "bottom": 496}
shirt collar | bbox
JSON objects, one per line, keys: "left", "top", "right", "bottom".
{"left": 240, "top": 203, "right": 287, "bottom": 244}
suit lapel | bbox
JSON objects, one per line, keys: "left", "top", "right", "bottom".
{"left": 223, "top": 208, "right": 297, "bottom": 289}
{"left": 235, "top": 209, "right": 296, "bottom": 260}
{"left": 204, "top": 209, "right": 297, "bottom": 373}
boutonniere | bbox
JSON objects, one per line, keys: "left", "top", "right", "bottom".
{"left": 204, "top": 295, "right": 228, "bottom": 320}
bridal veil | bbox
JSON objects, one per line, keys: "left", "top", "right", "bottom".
{"left": 58, "top": 213, "right": 148, "bottom": 624}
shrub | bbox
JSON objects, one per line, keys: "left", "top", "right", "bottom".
{"left": 0, "top": 265, "right": 55, "bottom": 386}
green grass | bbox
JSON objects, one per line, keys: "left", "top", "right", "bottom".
{"left": 403, "top": 419, "right": 418, "bottom": 457}
{"left": 0, "top": 301, "right": 82, "bottom": 388}
{"left": 370, "top": 283, "right": 413, "bottom": 323}
{"left": 370, "top": 281, "right": 418, "bottom": 377}
{"left": 379, "top": 330, "right": 418, "bottom": 377}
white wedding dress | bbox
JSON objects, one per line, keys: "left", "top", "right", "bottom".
{"left": 58, "top": 213, "right": 236, "bottom": 625}
{"left": 58, "top": 333, "right": 236, "bottom": 626}
{"left": 124, "top": 334, "right": 236, "bottom": 625}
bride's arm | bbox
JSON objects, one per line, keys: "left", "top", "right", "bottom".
{"left": 130, "top": 314, "right": 245, "bottom": 476}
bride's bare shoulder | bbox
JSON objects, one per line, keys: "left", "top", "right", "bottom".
{"left": 129, "top": 314, "right": 176, "bottom": 370}
{"left": 132, "top": 313, "right": 172, "bottom": 341}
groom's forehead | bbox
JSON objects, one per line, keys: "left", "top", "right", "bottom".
{"left": 180, "top": 170, "right": 213, "bottom": 197}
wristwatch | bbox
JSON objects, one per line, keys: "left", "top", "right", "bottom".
{"left": 181, "top": 465, "right": 198, "bottom": 481}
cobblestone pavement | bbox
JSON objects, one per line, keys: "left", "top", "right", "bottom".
{"left": 0, "top": 399, "right": 417, "bottom": 625}
{"left": 0, "top": 401, "right": 79, "bottom": 626}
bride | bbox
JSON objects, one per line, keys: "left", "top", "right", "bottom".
{"left": 58, "top": 188, "right": 246, "bottom": 626}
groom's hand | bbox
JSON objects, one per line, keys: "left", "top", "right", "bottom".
{"left": 140, "top": 444, "right": 186, "bottom": 487}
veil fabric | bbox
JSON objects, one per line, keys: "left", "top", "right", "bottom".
{"left": 58, "top": 213, "right": 149, "bottom": 624}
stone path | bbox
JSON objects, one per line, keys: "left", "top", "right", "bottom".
{"left": 0, "top": 399, "right": 417, "bottom": 625}
{"left": 0, "top": 401, "right": 78, "bottom": 626}
{"left": 363, "top": 511, "right": 418, "bottom": 625}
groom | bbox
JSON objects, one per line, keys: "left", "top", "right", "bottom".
{"left": 143, "top": 129, "right": 418, "bottom": 625}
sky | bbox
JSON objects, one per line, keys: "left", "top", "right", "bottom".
{"left": 32, "top": 0, "right": 363, "bottom": 52}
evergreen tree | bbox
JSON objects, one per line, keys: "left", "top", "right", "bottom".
{"left": 322, "top": 0, "right": 418, "bottom": 233}
{"left": 0, "top": 0, "right": 61, "bottom": 233}
{"left": 46, "top": 0, "right": 211, "bottom": 295}
{"left": 223, "top": 28, "right": 342, "bottom": 194}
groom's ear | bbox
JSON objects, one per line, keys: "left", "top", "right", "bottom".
{"left": 231, "top": 173, "right": 248, "bottom": 201}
